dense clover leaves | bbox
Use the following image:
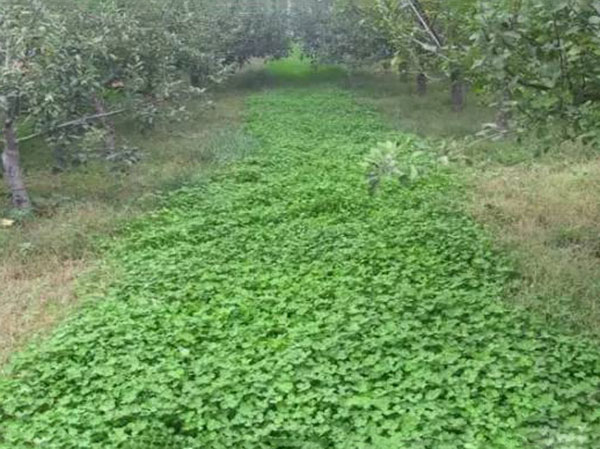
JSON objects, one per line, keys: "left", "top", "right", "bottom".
{"left": 1, "top": 82, "right": 600, "bottom": 448}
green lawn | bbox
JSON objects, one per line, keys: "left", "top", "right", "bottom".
{"left": 1, "top": 62, "right": 600, "bottom": 448}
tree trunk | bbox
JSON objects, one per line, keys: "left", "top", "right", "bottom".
{"left": 190, "top": 68, "right": 201, "bottom": 88}
{"left": 496, "top": 90, "right": 511, "bottom": 134}
{"left": 92, "top": 94, "right": 116, "bottom": 154}
{"left": 496, "top": 109, "right": 509, "bottom": 134}
{"left": 416, "top": 73, "right": 427, "bottom": 96}
{"left": 398, "top": 62, "right": 409, "bottom": 82}
{"left": 52, "top": 145, "right": 67, "bottom": 173}
{"left": 2, "top": 119, "right": 32, "bottom": 210}
{"left": 450, "top": 69, "right": 466, "bottom": 112}
{"left": 190, "top": 65, "right": 209, "bottom": 88}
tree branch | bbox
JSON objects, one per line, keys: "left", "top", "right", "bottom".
{"left": 406, "top": 0, "right": 444, "bottom": 48}
{"left": 12, "top": 109, "right": 127, "bottom": 144}
{"left": 505, "top": 67, "right": 553, "bottom": 91}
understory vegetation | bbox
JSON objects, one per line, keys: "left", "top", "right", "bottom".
{"left": 3, "top": 0, "right": 600, "bottom": 447}
{"left": 345, "top": 71, "right": 600, "bottom": 338}
{"left": 0, "top": 88, "right": 250, "bottom": 364}
{"left": 2, "top": 63, "right": 600, "bottom": 447}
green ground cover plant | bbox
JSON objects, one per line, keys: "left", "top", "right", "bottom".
{"left": 1, "top": 64, "right": 600, "bottom": 448}
{"left": 0, "top": 90, "right": 249, "bottom": 364}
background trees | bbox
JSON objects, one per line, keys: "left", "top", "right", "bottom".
{"left": 292, "top": 0, "right": 600, "bottom": 140}
{"left": 0, "top": 0, "right": 290, "bottom": 210}
{"left": 290, "top": 0, "right": 392, "bottom": 67}
{"left": 0, "top": 1, "right": 65, "bottom": 209}
{"left": 3, "top": 0, "right": 600, "bottom": 211}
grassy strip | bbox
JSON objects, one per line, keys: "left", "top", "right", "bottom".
{"left": 347, "top": 70, "right": 600, "bottom": 337}
{"left": 1, "top": 77, "right": 600, "bottom": 447}
{"left": 470, "top": 161, "right": 600, "bottom": 337}
{"left": 0, "top": 90, "right": 250, "bottom": 365}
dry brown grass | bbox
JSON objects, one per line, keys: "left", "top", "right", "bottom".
{"left": 0, "top": 89, "right": 248, "bottom": 366}
{"left": 470, "top": 159, "right": 600, "bottom": 335}
{"left": 0, "top": 258, "right": 86, "bottom": 366}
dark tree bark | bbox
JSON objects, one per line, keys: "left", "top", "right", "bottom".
{"left": 450, "top": 69, "right": 466, "bottom": 112}
{"left": 190, "top": 65, "right": 209, "bottom": 88}
{"left": 92, "top": 94, "right": 117, "bottom": 154}
{"left": 190, "top": 69, "right": 201, "bottom": 88}
{"left": 52, "top": 145, "right": 67, "bottom": 173}
{"left": 496, "top": 109, "right": 509, "bottom": 134}
{"left": 2, "top": 119, "right": 32, "bottom": 210}
{"left": 416, "top": 72, "right": 427, "bottom": 96}
{"left": 496, "top": 90, "right": 511, "bottom": 133}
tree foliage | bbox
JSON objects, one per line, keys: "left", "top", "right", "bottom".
{"left": 291, "top": 0, "right": 392, "bottom": 66}
{"left": 4, "top": 0, "right": 600, "bottom": 211}
{"left": 295, "top": 0, "right": 600, "bottom": 140}
{"left": 470, "top": 0, "right": 600, "bottom": 139}
{"left": 0, "top": 0, "right": 290, "bottom": 209}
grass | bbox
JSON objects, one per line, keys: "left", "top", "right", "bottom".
{"left": 470, "top": 159, "right": 600, "bottom": 336}
{"left": 226, "top": 55, "right": 347, "bottom": 91}
{"left": 266, "top": 54, "right": 346, "bottom": 83}
{"left": 346, "top": 69, "right": 600, "bottom": 337}
{"left": 6, "top": 56, "right": 599, "bottom": 361}
{"left": 0, "top": 89, "right": 251, "bottom": 365}
{"left": 2, "top": 58, "right": 600, "bottom": 448}
{"left": 347, "top": 71, "right": 495, "bottom": 139}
